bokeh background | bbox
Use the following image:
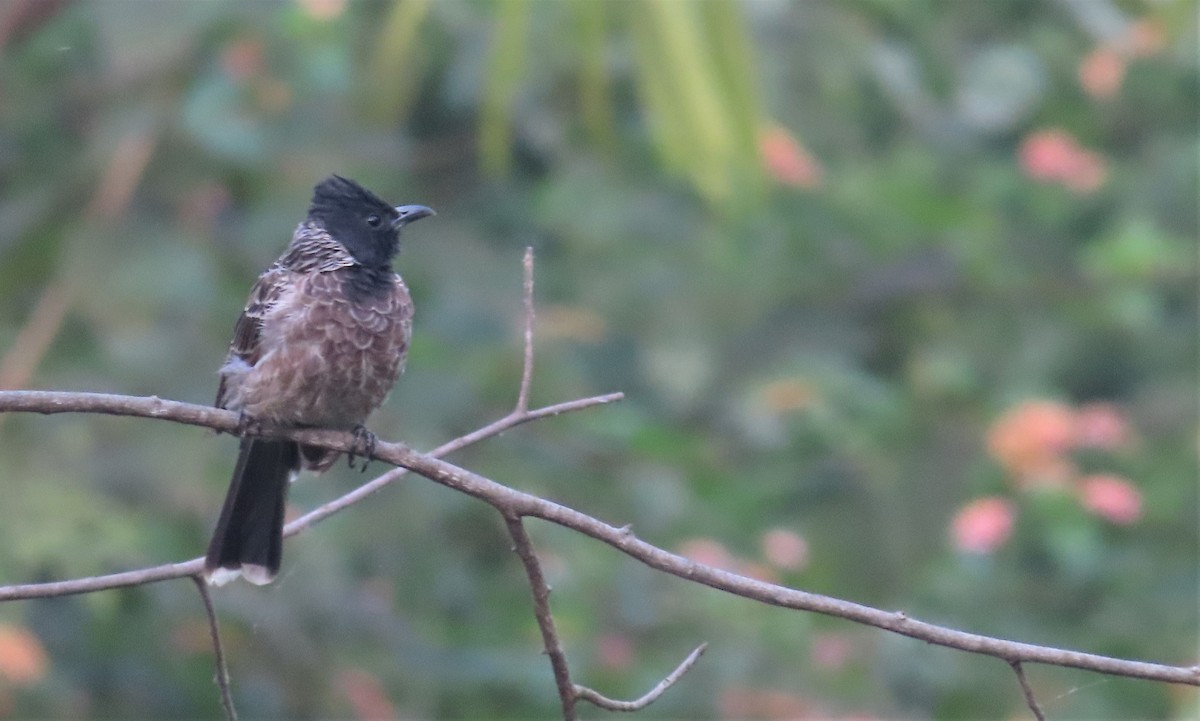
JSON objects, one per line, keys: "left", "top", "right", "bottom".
{"left": 0, "top": 0, "right": 1197, "bottom": 718}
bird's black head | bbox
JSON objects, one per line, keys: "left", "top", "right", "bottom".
{"left": 308, "top": 175, "right": 434, "bottom": 268}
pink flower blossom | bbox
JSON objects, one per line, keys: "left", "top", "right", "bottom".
{"left": 1018, "top": 129, "right": 1108, "bottom": 195}
{"left": 1078, "top": 473, "right": 1143, "bottom": 525}
{"left": 759, "top": 125, "right": 823, "bottom": 189}
{"left": 951, "top": 497, "right": 1016, "bottom": 554}
{"left": 1075, "top": 402, "right": 1131, "bottom": 451}
{"left": 811, "top": 632, "right": 854, "bottom": 670}
{"left": 677, "top": 537, "right": 736, "bottom": 571}
{"left": 1060, "top": 148, "right": 1108, "bottom": 194}
{"left": 298, "top": 0, "right": 346, "bottom": 21}
{"left": 1079, "top": 47, "right": 1126, "bottom": 100}
{"left": 761, "top": 528, "right": 809, "bottom": 571}
{"left": 739, "top": 562, "right": 780, "bottom": 584}
{"left": 1020, "top": 130, "right": 1080, "bottom": 182}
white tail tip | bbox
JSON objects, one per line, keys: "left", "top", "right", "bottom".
{"left": 204, "top": 564, "right": 276, "bottom": 587}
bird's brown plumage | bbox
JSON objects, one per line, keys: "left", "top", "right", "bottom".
{"left": 216, "top": 235, "right": 413, "bottom": 447}
{"left": 205, "top": 177, "right": 431, "bottom": 585}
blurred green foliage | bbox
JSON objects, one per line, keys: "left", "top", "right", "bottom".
{"left": 0, "top": 0, "right": 1196, "bottom": 718}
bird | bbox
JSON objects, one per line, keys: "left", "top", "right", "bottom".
{"left": 204, "top": 175, "right": 434, "bottom": 586}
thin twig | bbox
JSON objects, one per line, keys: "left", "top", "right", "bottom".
{"left": 502, "top": 247, "right": 700, "bottom": 716}
{"left": 516, "top": 246, "right": 535, "bottom": 413}
{"left": 575, "top": 643, "right": 708, "bottom": 712}
{"left": 1010, "top": 660, "right": 1046, "bottom": 721}
{"left": 284, "top": 391, "right": 623, "bottom": 536}
{"left": 191, "top": 575, "right": 237, "bottom": 721}
{"left": 504, "top": 514, "right": 577, "bottom": 721}
{"left": 0, "top": 557, "right": 204, "bottom": 600}
{"left": 1, "top": 392, "right": 1197, "bottom": 689}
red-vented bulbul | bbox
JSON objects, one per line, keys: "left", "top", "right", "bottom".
{"left": 204, "top": 175, "right": 433, "bottom": 586}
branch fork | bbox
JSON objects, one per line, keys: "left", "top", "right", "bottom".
{"left": 0, "top": 248, "right": 1196, "bottom": 721}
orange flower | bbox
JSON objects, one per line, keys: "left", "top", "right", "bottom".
{"left": 760, "top": 379, "right": 817, "bottom": 414}
{"left": 1078, "top": 473, "right": 1143, "bottom": 525}
{"left": 950, "top": 497, "right": 1015, "bottom": 554}
{"left": 1127, "top": 18, "right": 1167, "bottom": 58}
{"left": 759, "top": 125, "right": 823, "bottom": 189}
{"left": 0, "top": 624, "right": 48, "bottom": 686}
{"left": 987, "top": 400, "right": 1077, "bottom": 484}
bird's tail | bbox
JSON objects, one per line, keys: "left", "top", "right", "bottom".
{"left": 204, "top": 438, "right": 298, "bottom": 586}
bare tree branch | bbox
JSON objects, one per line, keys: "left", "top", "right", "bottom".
{"left": 0, "top": 390, "right": 621, "bottom": 601}
{"left": 1, "top": 389, "right": 1197, "bottom": 689}
{"left": 505, "top": 514, "right": 704, "bottom": 717}
{"left": 0, "top": 556, "right": 204, "bottom": 601}
{"left": 574, "top": 644, "right": 708, "bottom": 712}
{"left": 192, "top": 575, "right": 237, "bottom": 721}
{"left": 1010, "top": 660, "right": 1046, "bottom": 721}
{"left": 501, "top": 252, "right": 705, "bottom": 715}
{"left": 504, "top": 514, "right": 578, "bottom": 721}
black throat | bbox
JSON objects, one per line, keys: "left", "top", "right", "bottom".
{"left": 342, "top": 264, "right": 395, "bottom": 303}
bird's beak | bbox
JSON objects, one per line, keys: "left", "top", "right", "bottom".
{"left": 393, "top": 204, "right": 435, "bottom": 228}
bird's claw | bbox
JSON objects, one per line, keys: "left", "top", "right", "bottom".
{"left": 235, "top": 412, "right": 264, "bottom": 438}
{"left": 348, "top": 425, "right": 377, "bottom": 472}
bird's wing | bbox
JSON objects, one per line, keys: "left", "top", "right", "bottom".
{"left": 216, "top": 265, "right": 288, "bottom": 409}
{"left": 384, "top": 273, "right": 415, "bottom": 373}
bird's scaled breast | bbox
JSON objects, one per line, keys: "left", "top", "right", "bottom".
{"left": 247, "top": 270, "right": 412, "bottom": 427}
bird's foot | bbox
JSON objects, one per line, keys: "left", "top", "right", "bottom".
{"left": 235, "top": 411, "right": 264, "bottom": 438}
{"left": 347, "top": 425, "right": 377, "bottom": 472}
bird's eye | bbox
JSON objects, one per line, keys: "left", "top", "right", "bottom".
{"left": 366, "top": 214, "right": 382, "bottom": 228}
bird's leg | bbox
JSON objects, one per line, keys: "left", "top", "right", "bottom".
{"left": 347, "top": 425, "right": 377, "bottom": 472}
{"left": 235, "top": 411, "right": 264, "bottom": 438}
